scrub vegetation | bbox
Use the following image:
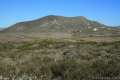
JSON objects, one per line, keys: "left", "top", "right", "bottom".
{"left": 0, "top": 39, "right": 120, "bottom": 80}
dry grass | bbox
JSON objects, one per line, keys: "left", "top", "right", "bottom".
{"left": 0, "top": 38, "right": 119, "bottom": 80}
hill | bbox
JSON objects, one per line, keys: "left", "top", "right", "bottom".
{"left": 2, "top": 15, "right": 120, "bottom": 36}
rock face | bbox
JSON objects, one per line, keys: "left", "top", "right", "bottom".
{"left": 1, "top": 15, "right": 120, "bottom": 36}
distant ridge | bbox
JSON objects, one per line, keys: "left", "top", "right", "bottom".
{"left": 0, "top": 28, "right": 4, "bottom": 31}
{"left": 2, "top": 15, "right": 120, "bottom": 36}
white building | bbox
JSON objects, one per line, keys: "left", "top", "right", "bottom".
{"left": 93, "top": 28, "right": 98, "bottom": 31}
